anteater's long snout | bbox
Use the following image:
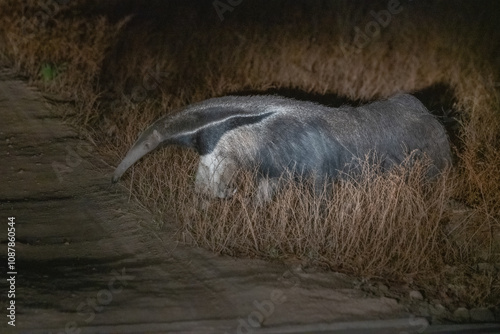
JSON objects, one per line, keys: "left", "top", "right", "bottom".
{"left": 111, "top": 171, "right": 121, "bottom": 183}
{"left": 111, "top": 145, "right": 150, "bottom": 184}
{"left": 111, "top": 155, "right": 134, "bottom": 183}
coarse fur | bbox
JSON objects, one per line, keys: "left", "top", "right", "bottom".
{"left": 112, "top": 94, "right": 452, "bottom": 202}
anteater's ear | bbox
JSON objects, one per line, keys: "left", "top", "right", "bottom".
{"left": 153, "top": 129, "right": 161, "bottom": 140}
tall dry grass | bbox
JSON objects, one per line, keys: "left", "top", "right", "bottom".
{"left": 169, "top": 157, "right": 453, "bottom": 279}
{"left": 0, "top": 0, "right": 498, "bottom": 307}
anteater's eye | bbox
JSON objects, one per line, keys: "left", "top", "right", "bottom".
{"left": 144, "top": 142, "right": 150, "bottom": 150}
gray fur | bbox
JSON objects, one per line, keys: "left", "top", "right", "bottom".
{"left": 112, "top": 94, "right": 451, "bottom": 201}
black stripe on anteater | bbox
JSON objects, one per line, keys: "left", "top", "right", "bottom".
{"left": 171, "top": 109, "right": 274, "bottom": 155}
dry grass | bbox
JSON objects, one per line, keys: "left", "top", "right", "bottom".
{"left": 173, "top": 157, "right": 453, "bottom": 279}
{"left": 0, "top": 0, "right": 499, "bottom": 308}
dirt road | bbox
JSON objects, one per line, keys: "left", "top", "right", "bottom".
{"left": 1, "top": 68, "right": 498, "bottom": 334}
